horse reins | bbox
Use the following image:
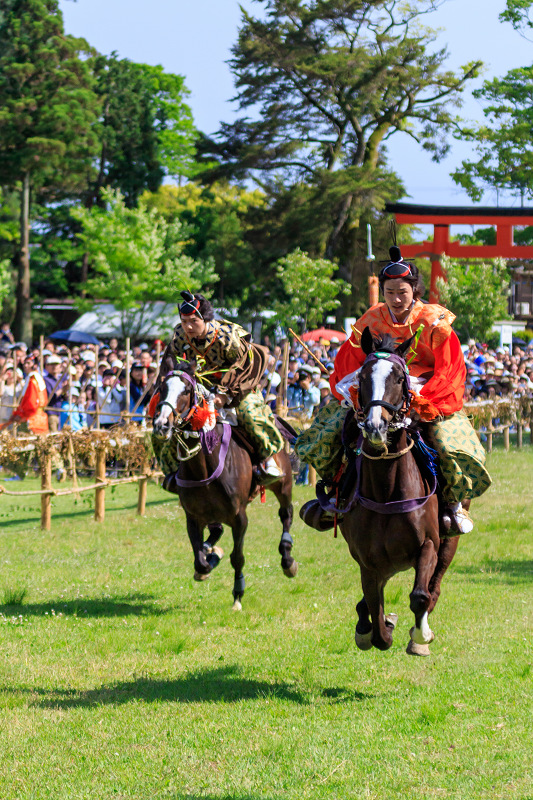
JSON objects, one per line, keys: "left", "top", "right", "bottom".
{"left": 155, "top": 370, "right": 233, "bottom": 480}
{"left": 155, "top": 370, "right": 204, "bottom": 461}
{"left": 361, "top": 437, "right": 415, "bottom": 460}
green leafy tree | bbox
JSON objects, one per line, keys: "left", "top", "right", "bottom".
{"left": 0, "top": 0, "right": 100, "bottom": 343}
{"left": 500, "top": 0, "right": 533, "bottom": 32}
{"left": 71, "top": 189, "right": 217, "bottom": 339}
{"left": 197, "top": 0, "right": 481, "bottom": 317}
{"left": 0, "top": 188, "right": 18, "bottom": 320}
{"left": 452, "top": 67, "right": 533, "bottom": 202}
{"left": 143, "top": 183, "right": 266, "bottom": 311}
{"left": 90, "top": 55, "right": 198, "bottom": 210}
{"left": 273, "top": 247, "right": 351, "bottom": 330}
{"left": 436, "top": 257, "right": 511, "bottom": 342}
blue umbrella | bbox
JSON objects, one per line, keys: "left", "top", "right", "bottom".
{"left": 49, "top": 329, "right": 101, "bottom": 346}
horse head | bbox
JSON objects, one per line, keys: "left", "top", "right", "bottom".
{"left": 152, "top": 361, "right": 197, "bottom": 440}
{"left": 356, "top": 326, "right": 413, "bottom": 447}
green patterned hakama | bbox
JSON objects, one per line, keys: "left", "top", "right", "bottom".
{"left": 422, "top": 410, "right": 491, "bottom": 503}
{"left": 236, "top": 388, "right": 283, "bottom": 460}
{"left": 296, "top": 400, "right": 491, "bottom": 503}
{"left": 295, "top": 399, "right": 347, "bottom": 483}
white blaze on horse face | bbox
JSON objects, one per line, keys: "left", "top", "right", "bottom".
{"left": 154, "top": 374, "right": 187, "bottom": 428}
{"left": 367, "top": 359, "right": 394, "bottom": 428}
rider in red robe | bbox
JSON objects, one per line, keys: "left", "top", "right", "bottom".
{"left": 296, "top": 246, "right": 491, "bottom": 534}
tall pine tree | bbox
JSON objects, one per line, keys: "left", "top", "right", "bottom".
{"left": 0, "top": 0, "right": 99, "bottom": 342}
{"left": 198, "top": 0, "right": 481, "bottom": 315}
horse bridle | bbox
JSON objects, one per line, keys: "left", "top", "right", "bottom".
{"left": 357, "top": 352, "right": 411, "bottom": 427}
{"left": 155, "top": 370, "right": 204, "bottom": 461}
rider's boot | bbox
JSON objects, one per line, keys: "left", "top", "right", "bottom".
{"left": 256, "top": 456, "right": 284, "bottom": 486}
{"left": 444, "top": 501, "right": 474, "bottom": 534}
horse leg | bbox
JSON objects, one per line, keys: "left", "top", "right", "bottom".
{"left": 360, "top": 571, "right": 393, "bottom": 651}
{"left": 187, "top": 515, "right": 211, "bottom": 581}
{"left": 355, "top": 597, "right": 373, "bottom": 650}
{"left": 407, "top": 538, "right": 438, "bottom": 656}
{"left": 270, "top": 479, "right": 298, "bottom": 578}
{"left": 427, "top": 535, "right": 460, "bottom": 613}
{"left": 203, "top": 523, "right": 224, "bottom": 554}
{"left": 230, "top": 510, "right": 248, "bottom": 611}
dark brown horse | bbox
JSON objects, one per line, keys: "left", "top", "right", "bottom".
{"left": 152, "top": 363, "right": 297, "bottom": 610}
{"left": 337, "top": 328, "right": 459, "bottom": 656}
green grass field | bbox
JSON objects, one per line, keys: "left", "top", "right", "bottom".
{"left": 0, "top": 446, "right": 532, "bottom": 800}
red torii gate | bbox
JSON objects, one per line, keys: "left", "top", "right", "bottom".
{"left": 385, "top": 203, "right": 533, "bottom": 302}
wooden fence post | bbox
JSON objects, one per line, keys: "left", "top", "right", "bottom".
{"left": 503, "top": 425, "right": 510, "bottom": 451}
{"left": 40, "top": 451, "right": 52, "bottom": 531}
{"left": 137, "top": 454, "right": 148, "bottom": 517}
{"left": 517, "top": 422, "right": 523, "bottom": 450}
{"left": 94, "top": 446, "right": 107, "bottom": 522}
{"left": 486, "top": 427, "right": 493, "bottom": 454}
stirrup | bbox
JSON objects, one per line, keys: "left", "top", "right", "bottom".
{"left": 299, "top": 499, "right": 339, "bottom": 532}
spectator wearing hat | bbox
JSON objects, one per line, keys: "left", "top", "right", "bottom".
{"left": 129, "top": 362, "right": 147, "bottom": 423}
{"left": 0, "top": 361, "right": 23, "bottom": 427}
{"left": 43, "top": 354, "right": 68, "bottom": 432}
{"left": 97, "top": 369, "right": 125, "bottom": 428}
{"left": 59, "top": 387, "right": 87, "bottom": 431}
{"left": 287, "top": 366, "right": 320, "bottom": 418}
{"left": 318, "top": 379, "right": 332, "bottom": 409}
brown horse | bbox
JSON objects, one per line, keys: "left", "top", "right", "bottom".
{"left": 337, "top": 328, "right": 459, "bottom": 656}
{"left": 152, "top": 363, "right": 297, "bottom": 610}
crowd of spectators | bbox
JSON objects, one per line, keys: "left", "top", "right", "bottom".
{"left": 462, "top": 339, "right": 533, "bottom": 402}
{"left": 1, "top": 321, "right": 532, "bottom": 439}
{"left": 0, "top": 326, "right": 162, "bottom": 432}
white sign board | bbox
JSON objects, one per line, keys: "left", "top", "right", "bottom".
{"left": 500, "top": 325, "right": 513, "bottom": 349}
{"left": 344, "top": 317, "right": 356, "bottom": 337}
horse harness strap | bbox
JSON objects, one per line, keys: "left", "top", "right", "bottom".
{"left": 316, "top": 433, "right": 436, "bottom": 516}
{"left": 352, "top": 446, "right": 437, "bottom": 515}
{"left": 171, "top": 423, "right": 232, "bottom": 488}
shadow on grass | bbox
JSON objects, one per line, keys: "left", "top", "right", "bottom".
{"left": 454, "top": 560, "right": 533, "bottom": 583}
{"left": 321, "top": 686, "right": 371, "bottom": 703}
{"left": 0, "top": 593, "right": 170, "bottom": 618}
{"left": 28, "top": 665, "right": 314, "bottom": 708}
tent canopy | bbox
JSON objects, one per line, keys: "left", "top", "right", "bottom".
{"left": 71, "top": 302, "right": 182, "bottom": 340}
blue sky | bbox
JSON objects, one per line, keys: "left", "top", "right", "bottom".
{"left": 60, "top": 0, "right": 533, "bottom": 207}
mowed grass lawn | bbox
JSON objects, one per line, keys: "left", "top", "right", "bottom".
{"left": 0, "top": 446, "right": 531, "bottom": 800}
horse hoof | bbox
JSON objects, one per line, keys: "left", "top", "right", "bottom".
{"left": 355, "top": 629, "right": 373, "bottom": 651}
{"left": 282, "top": 560, "right": 298, "bottom": 578}
{"left": 385, "top": 613, "right": 398, "bottom": 630}
{"left": 232, "top": 599, "right": 242, "bottom": 612}
{"left": 193, "top": 571, "right": 210, "bottom": 582}
{"left": 406, "top": 639, "right": 431, "bottom": 657}
{"left": 409, "top": 625, "right": 435, "bottom": 646}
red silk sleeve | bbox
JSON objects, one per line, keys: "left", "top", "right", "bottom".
{"left": 329, "top": 336, "right": 366, "bottom": 401}
{"left": 419, "top": 330, "right": 465, "bottom": 416}
{"left": 13, "top": 378, "right": 40, "bottom": 421}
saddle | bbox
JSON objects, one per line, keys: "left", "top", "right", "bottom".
{"left": 301, "top": 417, "right": 445, "bottom": 533}
{"left": 231, "top": 414, "right": 298, "bottom": 465}
{"left": 162, "top": 414, "right": 298, "bottom": 495}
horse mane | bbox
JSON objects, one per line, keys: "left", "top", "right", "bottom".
{"left": 372, "top": 333, "right": 396, "bottom": 354}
